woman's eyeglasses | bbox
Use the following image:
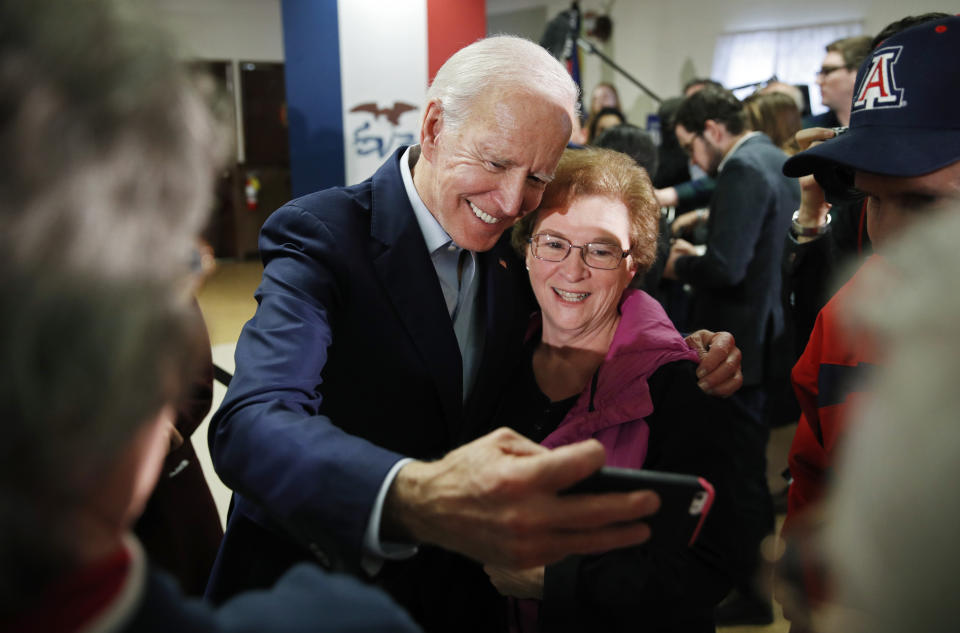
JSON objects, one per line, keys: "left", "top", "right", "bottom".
{"left": 528, "top": 233, "right": 629, "bottom": 270}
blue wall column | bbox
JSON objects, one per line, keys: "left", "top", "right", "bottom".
{"left": 281, "top": 0, "right": 344, "bottom": 196}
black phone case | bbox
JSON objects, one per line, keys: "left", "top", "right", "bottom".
{"left": 560, "top": 466, "right": 715, "bottom": 549}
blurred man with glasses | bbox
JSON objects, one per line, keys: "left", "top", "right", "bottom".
{"left": 808, "top": 35, "right": 873, "bottom": 128}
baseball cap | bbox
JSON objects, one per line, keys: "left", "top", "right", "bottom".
{"left": 784, "top": 15, "right": 960, "bottom": 180}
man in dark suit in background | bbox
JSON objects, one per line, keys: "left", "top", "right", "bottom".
{"left": 208, "top": 36, "right": 744, "bottom": 632}
{"left": 667, "top": 87, "right": 799, "bottom": 423}
{"left": 664, "top": 86, "right": 800, "bottom": 624}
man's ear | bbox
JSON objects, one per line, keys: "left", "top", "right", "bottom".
{"left": 126, "top": 405, "right": 177, "bottom": 523}
{"left": 703, "top": 119, "right": 722, "bottom": 143}
{"left": 419, "top": 99, "right": 445, "bottom": 162}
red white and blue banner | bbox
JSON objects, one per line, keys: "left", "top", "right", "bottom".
{"left": 282, "top": 0, "right": 485, "bottom": 195}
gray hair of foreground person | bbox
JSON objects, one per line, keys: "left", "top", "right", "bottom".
{"left": 822, "top": 206, "right": 960, "bottom": 633}
{"left": 0, "top": 0, "right": 225, "bottom": 283}
{"left": 0, "top": 0, "right": 225, "bottom": 618}
{"left": 425, "top": 35, "right": 581, "bottom": 132}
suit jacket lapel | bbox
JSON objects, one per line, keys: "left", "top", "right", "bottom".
{"left": 459, "top": 236, "right": 533, "bottom": 444}
{"left": 369, "top": 149, "right": 463, "bottom": 430}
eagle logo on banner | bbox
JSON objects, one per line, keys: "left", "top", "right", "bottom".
{"left": 852, "top": 46, "right": 905, "bottom": 112}
{"left": 349, "top": 101, "right": 418, "bottom": 158}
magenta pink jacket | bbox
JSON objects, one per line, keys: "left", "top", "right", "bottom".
{"left": 540, "top": 289, "right": 700, "bottom": 466}
{"left": 514, "top": 289, "right": 700, "bottom": 632}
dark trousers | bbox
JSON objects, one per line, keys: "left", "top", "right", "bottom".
{"left": 728, "top": 385, "right": 775, "bottom": 601}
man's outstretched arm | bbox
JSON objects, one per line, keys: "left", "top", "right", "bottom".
{"left": 383, "top": 428, "right": 660, "bottom": 568}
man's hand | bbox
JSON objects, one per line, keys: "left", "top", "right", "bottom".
{"left": 684, "top": 329, "right": 743, "bottom": 397}
{"left": 484, "top": 564, "right": 545, "bottom": 599}
{"left": 655, "top": 187, "right": 679, "bottom": 208}
{"left": 383, "top": 428, "right": 659, "bottom": 568}
{"left": 671, "top": 209, "right": 707, "bottom": 237}
{"left": 663, "top": 237, "right": 699, "bottom": 280}
{"left": 795, "top": 127, "right": 837, "bottom": 152}
{"left": 793, "top": 127, "right": 838, "bottom": 243}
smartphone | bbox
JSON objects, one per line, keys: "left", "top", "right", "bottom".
{"left": 560, "top": 466, "right": 715, "bottom": 549}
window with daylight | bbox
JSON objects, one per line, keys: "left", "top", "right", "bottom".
{"left": 711, "top": 21, "right": 863, "bottom": 114}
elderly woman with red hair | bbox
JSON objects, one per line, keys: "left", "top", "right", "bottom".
{"left": 484, "top": 148, "right": 752, "bottom": 633}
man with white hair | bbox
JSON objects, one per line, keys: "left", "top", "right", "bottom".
{"left": 208, "top": 36, "right": 742, "bottom": 630}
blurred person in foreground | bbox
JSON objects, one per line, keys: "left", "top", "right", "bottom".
{"left": 0, "top": 1, "right": 419, "bottom": 630}
{"left": 821, "top": 207, "right": 960, "bottom": 633}
{"left": 132, "top": 299, "right": 223, "bottom": 597}
{"left": 483, "top": 147, "right": 750, "bottom": 632}
{"left": 779, "top": 14, "right": 960, "bottom": 631}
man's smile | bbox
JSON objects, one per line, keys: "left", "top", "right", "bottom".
{"left": 469, "top": 200, "right": 500, "bottom": 225}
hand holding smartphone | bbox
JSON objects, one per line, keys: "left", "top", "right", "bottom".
{"left": 560, "top": 466, "right": 715, "bottom": 549}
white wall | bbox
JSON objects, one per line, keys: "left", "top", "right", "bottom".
{"left": 142, "top": 0, "right": 950, "bottom": 125}
{"left": 138, "top": 0, "right": 284, "bottom": 162}
{"left": 488, "top": 5, "right": 549, "bottom": 41}
{"left": 140, "top": 0, "right": 284, "bottom": 61}
{"left": 535, "top": 0, "right": 950, "bottom": 123}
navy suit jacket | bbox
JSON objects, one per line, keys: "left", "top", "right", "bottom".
{"left": 126, "top": 563, "right": 421, "bottom": 633}
{"left": 207, "top": 148, "right": 532, "bottom": 630}
{"left": 10, "top": 546, "right": 418, "bottom": 632}
{"left": 674, "top": 134, "right": 800, "bottom": 387}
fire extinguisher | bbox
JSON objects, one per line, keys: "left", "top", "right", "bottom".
{"left": 245, "top": 173, "right": 261, "bottom": 210}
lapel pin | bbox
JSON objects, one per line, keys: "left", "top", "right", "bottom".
{"left": 498, "top": 258, "right": 508, "bottom": 269}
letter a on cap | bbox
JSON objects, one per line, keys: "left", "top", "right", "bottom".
{"left": 853, "top": 46, "right": 905, "bottom": 112}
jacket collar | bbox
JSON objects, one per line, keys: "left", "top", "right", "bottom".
{"left": 541, "top": 290, "right": 699, "bottom": 448}
{"left": 369, "top": 147, "right": 464, "bottom": 429}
